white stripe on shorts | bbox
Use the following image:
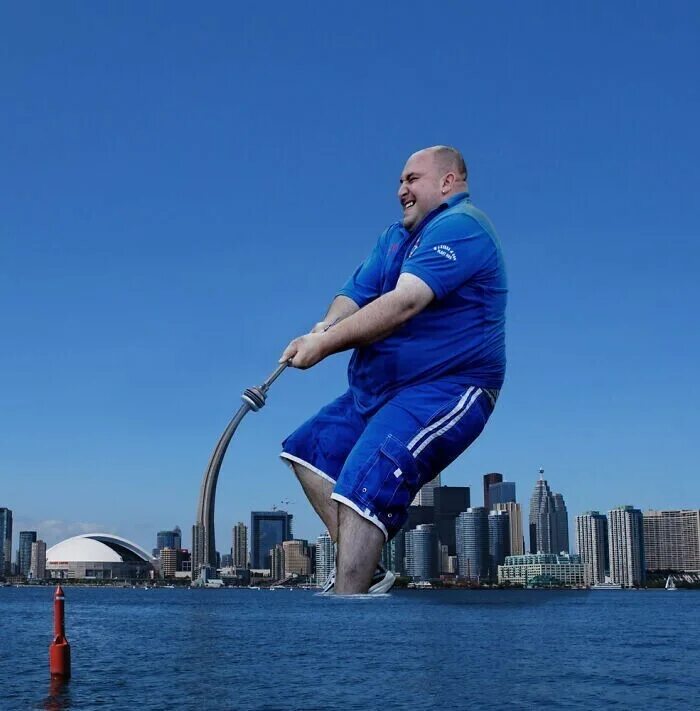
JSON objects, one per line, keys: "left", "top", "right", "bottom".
{"left": 393, "top": 386, "right": 482, "bottom": 478}
{"left": 407, "top": 386, "right": 475, "bottom": 451}
{"left": 412, "top": 387, "right": 482, "bottom": 458}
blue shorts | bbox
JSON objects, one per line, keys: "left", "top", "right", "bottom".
{"left": 280, "top": 381, "right": 497, "bottom": 540}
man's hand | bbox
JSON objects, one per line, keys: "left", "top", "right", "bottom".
{"left": 279, "top": 333, "right": 328, "bottom": 369}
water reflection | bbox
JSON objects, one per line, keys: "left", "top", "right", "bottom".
{"left": 41, "top": 676, "right": 71, "bottom": 710}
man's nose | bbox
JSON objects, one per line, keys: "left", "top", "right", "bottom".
{"left": 398, "top": 183, "right": 408, "bottom": 200}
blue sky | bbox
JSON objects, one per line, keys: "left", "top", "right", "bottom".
{"left": 1, "top": 2, "right": 698, "bottom": 553}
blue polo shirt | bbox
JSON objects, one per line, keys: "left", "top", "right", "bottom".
{"left": 337, "top": 192, "right": 507, "bottom": 414}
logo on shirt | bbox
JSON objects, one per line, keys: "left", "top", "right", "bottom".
{"left": 433, "top": 244, "right": 457, "bottom": 261}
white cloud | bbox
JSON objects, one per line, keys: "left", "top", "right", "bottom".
{"left": 12, "top": 518, "right": 115, "bottom": 547}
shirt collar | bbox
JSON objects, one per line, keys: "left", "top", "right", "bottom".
{"left": 409, "top": 191, "right": 471, "bottom": 236}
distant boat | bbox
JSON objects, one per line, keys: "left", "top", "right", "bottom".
{"left": 665, "top": 576, "right": 678, "bottom": 591}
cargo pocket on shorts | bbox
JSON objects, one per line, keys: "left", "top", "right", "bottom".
{"left": 356, "top": 434, "right": 418, "bottom": 518}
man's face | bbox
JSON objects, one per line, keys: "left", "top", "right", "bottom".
{"left": 397, "top": 150, "right": 445, "bottom": 231}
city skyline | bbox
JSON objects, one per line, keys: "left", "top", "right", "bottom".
{"left": 3, "top": 492, "right": 700, "bottom": 584}
{"left": 3, "top": 469, "right": 699, "bottom": 556}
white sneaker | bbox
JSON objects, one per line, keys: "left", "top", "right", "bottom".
{"left": 368, "top": 565, "right": 397, "bottom": 594}
{"left": 320, "top": 564, "right": 396, "bottom": 594}
{"left": 320, "top": 567, "right": 336, "bottom": 594}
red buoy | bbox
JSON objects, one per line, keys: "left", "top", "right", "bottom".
{"left": 49, "top": 585, "right": 71, "bottom": 678}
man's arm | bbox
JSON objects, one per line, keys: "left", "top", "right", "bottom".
{"left": 310, "top": 295, "right": 360, "bottom": 334}
{"left": 280, "top": 274, "right": 434, "bottom": 368}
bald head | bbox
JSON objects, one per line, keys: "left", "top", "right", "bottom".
{"left": 398, "top": 146, "right": 469, "bottom": 230}
{"left": 428, "top": 145, "right": 468, "bottom": 183}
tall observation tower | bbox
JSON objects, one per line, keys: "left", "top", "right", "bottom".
{"left": 191, "top": 364, "right": 288, "bottom": 584}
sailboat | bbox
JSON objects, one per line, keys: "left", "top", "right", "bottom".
{"left": 665, "top": 575, "right": 677, "bottom": 591}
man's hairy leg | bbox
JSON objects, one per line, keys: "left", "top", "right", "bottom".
{"left": 335, "top": 504, "right": 385, "bottom": 594}
{"left": 290, "top": 462, "right": 338, "bottom": 541}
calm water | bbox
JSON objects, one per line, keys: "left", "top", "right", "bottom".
{"left": 1, "top": 586, "right": 699, "bottom": 710}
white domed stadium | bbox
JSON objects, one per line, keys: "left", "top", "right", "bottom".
{"left": 46, "top": 533, "right": 155, "bottom": 580}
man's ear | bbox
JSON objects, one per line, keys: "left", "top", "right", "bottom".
{"left": 441, "top": 173, "right": 455, "bottom": 194}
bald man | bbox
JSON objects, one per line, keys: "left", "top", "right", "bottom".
{"left": 280, "top": 146, "right": 507, "bottom": 594}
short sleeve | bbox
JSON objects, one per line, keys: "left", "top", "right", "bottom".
{"left": 337, "top": 228, "right": 389, "bottom": 308}
{"left": 401, "top": 215, "right": 496, "bottom": 300}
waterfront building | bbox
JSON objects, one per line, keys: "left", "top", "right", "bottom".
{"left": 30, "top": 540, "right": 47, "bottom": 580}
{"left": 270, "top": 544, "right": 284, "bottom": 581}
{"left": 250, "top": 511, "right": 293, "bottom": 570}
{"left": 156, "top": 526, "right": 182, "bottom": 554}
{"left": 19, "top": 531, "right": 37, "bottom": 577}
{"left": 405, "top": 524, "right": 438, "bottom": 581}
{"left": 575, "top": 512, "right": 608, "bottom": 584}
{"left": 498, "top": 553, "right": 587, "bottom": 587}
{"left": 382, "top": 529, "right": 406, "bottom": 576}
{"left": 307, "top": 543, "right": 316, "bottom": 580}
{"left": 553, "top": 494, "right": 570, "bottom": 553}
{"left": 643, "top": 510, "right": 700, "bottom": 572}
{"left": 220, "top": 553, "right": 233, "bottom": 568}
{"left": 456, "top": 508, "right": 489, "bottom": 580}
{"left": 411, "top": 473, "right": 441, "bottom": 507}
{"left": 191, "top": 523, "right": 205, "bottom": 577}
{"left": 528, "top": 471, "right": 569, "bottom": 553}
{"left": 282, "top": 539, "right": 311, "bottom": 578}
{"left": 232, "top": 522, "right": 248, "bottom": 568}
{"left": 433, "top": 486, "right": 470, "bottom": 561}
{"left": 46, "top": 533, "right": 155, "bottom": 579}
{"left": 160, "top": 547, "right": 182, "bottom": 578}
{"left": 406, "top": 505, "right": 435, "bottom": 530}
{"left": 494, "top": 502, "right": 524, "bottom": 555}
{"left": 608, "top": 506, "right": 645, "bottom": 587}
{"left": 0, "top": 507, "right": 12, "bottom": 576}
{"left": 447, "top": 555, "right": 458, "bottom": 574}
{"left": 315, "top": 531, "right": 334, "bottom": 585}
{"left": 488, "top": 481, "right": 516, "bottom": 506}
{"left": 179, "top": 549, "right": 191, "bottom": 573}
{"left": 488, "top": 510, "right": 510, "bottom": 579}
{"left": 483, "top": 473, "right": 503, "bottom": 510}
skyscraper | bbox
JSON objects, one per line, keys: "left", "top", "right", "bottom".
{"left": 528, "top": 471, "right": 569, "bottom": 554}
{"left": 250, "top": 511, "right": 293, "bottom": 570}
{"left": 156, "top": 527, "right": 182, "bottom": 553}
{"left": 232, "top": 522, "right": 248, "bottom": 568}
{"left": 270, "top": 544, "right": 285, "bottom": 580}
{"left": 411, "top": 473, "right": 442, "bottom": 506}
{"left": 494, "top": 502, "right": 524, "bottom": 555}
{"left": 608, "top": 505, "right": 645, "bottom": 587}
{"left": 553, "top": 493, "right": 570, "bottom": 553}
{"left": 0, "top": 508, "right": 12, "bottom": 576}
{"left": 282, "top": 540, "right": 311, "bottom": 578}
{"left": 488, "top": 481, "right": 516, "bottom": 506}
{"left": 575, "top": 511, "right": 608, "bottom": 585}
{"left": 315, "top": 531, "right": 334, "bottom": 585}
{"left": 456, "top": 507, "right": 489, "bottom": 580}
{"left": 483, "top": 473, "right": 503, "bottom": 510}
{"left": 433, "top": 486, "right": 470, "bottom": 559}
{"left": 382, "top": 529, "right": 406, "bottom": 576}
{"left": 18, "top": 531, "right": 37, "bottom": 577}
{"left": 529, "top": 473, "right": 550, "bottom": 553}
{"left": 643, "top": 510, "right": 700, "bottom": 572}
{"left": 30, "top": 540, "right": 47, "bottom": 580}
{"left": 488, "top": 509, "right": 510, "bottom": 579}
{"left": 405, "top": 524, "right": 438, "bottom": 581}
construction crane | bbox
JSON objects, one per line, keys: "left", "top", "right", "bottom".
{"left": 271, "top": 499, "right": 294, "bottom": 511}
